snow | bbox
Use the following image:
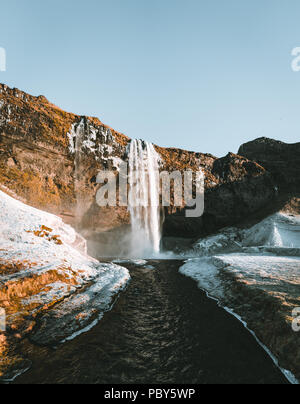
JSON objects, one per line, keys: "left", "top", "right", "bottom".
{"left": 181, "top": 254, "right": 300, "bottom": 302}
{"left": 190, "top": 211, "right": 300, "bottom": 301}
{"left": 193, "top": 228, "right": 241, "bottom": 255}
{"left": 0, "top": 190, "right": 130, "bottom": 336}
{"left": 242, "top": 213, "right": 300, "bottom": 249}
{"left": 0, "top": 189, "right": 96, "bottom": 278}
{"left": 193, "top": 213, "right": 300, "bottom": 256}
{"left": 179, "top": 255, "right": 300, "bottom": 384}
{"left": 180, "top": 258, "right": 225, "bottom": 301}
{"left": 67, "top": 120, "right": 124, "bottom": 170}
{"left": 182, "top": 212, "right": 300, "bottom": 384}
{"left": 67, "top": 123, "right": 77, "bottom": 154}
{"left": 213, "top": 254, "right": 300, "bottom": 290}
{"left": 111, "top": 156, "right": 124, "bottom": 170}
{"left": 30, "top": 263, "right": 130, "bottom": 345}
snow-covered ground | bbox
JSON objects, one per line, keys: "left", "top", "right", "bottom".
{"left": 180, "top": 254, "right": 300, "bottom": 308}
{"left": 193, "top": 213, "right": 300, "bottom": 256}
{"left": 180, "top": 212, "right": 300, "bottom": 384}
{"left": 188, "top": 212, "right": 300, "bottom": 304}
{"left": 0, "top": 190, "right": 130, "bottom": 344}
{"left": 189, "top": 213, "right": 300, "bottom": 298}
{"left": 242, "top": 213, "right": 300, "bottom": 249}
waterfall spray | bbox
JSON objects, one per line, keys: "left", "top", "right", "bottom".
{"left": 128, "top": 139, "right": 161, "bottom": 257}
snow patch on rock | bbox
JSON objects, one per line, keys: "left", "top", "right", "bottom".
{"left": 193, "top": 213, "right": 300, "bottom": 256}
{"left": 0, "top": 189, "right": 130, "bottom": 333}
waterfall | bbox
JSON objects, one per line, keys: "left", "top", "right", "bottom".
{"left": 74, "top": 119, "right": 85, "bottom": 223}
{"left": 128, "top": 139, "right": 161, "bottom": 257}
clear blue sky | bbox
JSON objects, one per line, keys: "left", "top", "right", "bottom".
{"left": 0, "top": 0, "right": 300, "bottom": 156}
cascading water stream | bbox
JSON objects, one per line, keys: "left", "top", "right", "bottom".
{"left": 128, "top": 139, "right": 161, "bottom": 257}
{"left": 74, "top": 119, "right": 85, "bottom": 223}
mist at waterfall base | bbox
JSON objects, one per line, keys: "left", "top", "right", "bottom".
{"left": 126, "top": 139, "right": 163, "bottom": 258}
{"left": 88, "top": 138, "right": 178, "bottom": 260}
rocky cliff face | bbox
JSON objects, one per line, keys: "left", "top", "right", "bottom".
{"left": 238, "top": 137, "right": 300, "bottom": 194}
{"left": 163, "top": 152, "right": 276, "bottom": 239}
{"left": 0, "top": 84, "right": 130, "bottom": 233}
{"left": 0, "top": 83, "right": 292, "bottom": 245}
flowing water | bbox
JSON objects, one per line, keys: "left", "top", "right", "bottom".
{"left": 74, "top": 119, "right": 85, "bottom": 222}
{"left": 14, "top": 260, "right": 287, "bottom": 384}
{"left": 128, "top": 139, "right": 161, "bottom": 257}
{"left": 19, "top": 137, "right": 292, "bottom": 384}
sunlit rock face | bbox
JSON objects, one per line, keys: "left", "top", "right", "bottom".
{"left": 0, "top": 83, "right": 298, "bottom": 244}
{"left": 0, "top": 83, "right": 131, "bottom": 235}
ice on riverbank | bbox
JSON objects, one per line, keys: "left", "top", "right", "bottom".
{"left": 0, "top": 190, "right": 130, "bottom": 380}
{"left": 180, "top": 253, "right": 300, "bottom": 383}
{"left": 193, "top": 213, "right": 300, "bottom": 256}
{"left": 0, "top": 189, "right": 130, "bottom": 307}
{"left": 189, "top": 212, "right": 300, "bottom": 302}
{"left": 181, "top": 212, "right": 300, "bottom": 384}
{"left": 242, "top": 213, "right": 300, "bottom": 249}
{"left": 180, "top": 254, "right": 300, "bottom": 304}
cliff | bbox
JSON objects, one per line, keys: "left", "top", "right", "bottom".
{"left": 238, "top": 137, "right": 300, "bottom": 195}
{"left": 0, "top": 83, "right": 294, "bottom": 245}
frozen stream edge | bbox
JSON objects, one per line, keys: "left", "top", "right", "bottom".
{"left": 179, "top": 259, "right": 299, "bottom": 385}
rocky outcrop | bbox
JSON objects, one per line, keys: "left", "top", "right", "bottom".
{"left": 163, "top": 152, "right": 276, "bottom": 238}
{"left": 238, "top": 137, "right": 300, "bottom": 194}
{"left": 0, "top": 83, "right": 130, "bottom": 233}
{"left": 0, "top": 83, "right": 292, "bottom": 243}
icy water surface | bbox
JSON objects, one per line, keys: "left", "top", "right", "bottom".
{"left": 14, "top": 260, "right": 287, "bottom": 384}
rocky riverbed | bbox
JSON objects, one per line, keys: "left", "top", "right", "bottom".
{"left": 11, "top": 260, "right": 288, "bottom": 384}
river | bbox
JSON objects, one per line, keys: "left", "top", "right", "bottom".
{"left": 14, "top": 260, "right": 287, "bottom": 384}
